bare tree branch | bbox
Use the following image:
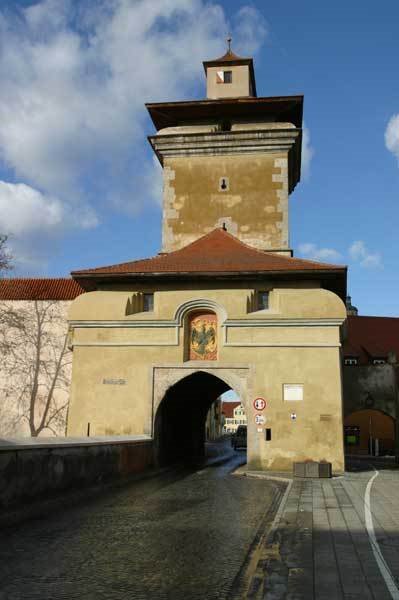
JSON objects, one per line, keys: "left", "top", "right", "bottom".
{"left": 0, "top": 235, "right": 12, "bottom": 276}
{"left": 0, "top": 299, "right": 71, "bottom": 436}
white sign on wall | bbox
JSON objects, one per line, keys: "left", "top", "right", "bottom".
{"left": 254, "top": 414, "right": 266, "bottom": 425}
{"left": 283, "top": 384, "right": 303, "bottom": 402}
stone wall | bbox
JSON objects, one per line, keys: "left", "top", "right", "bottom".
{"left": 0, "top": 438, "right": 153, "bottom": 510}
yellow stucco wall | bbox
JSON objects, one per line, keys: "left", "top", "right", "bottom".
{"left": 162, "top": 153, "right": 289, "bottom": 252}
{"left": 67, "top": 284, "right": 347, "bottom": 473}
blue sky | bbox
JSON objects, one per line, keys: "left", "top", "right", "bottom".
{"left": 0, "top": 0, "right": 398, "bottom": 316}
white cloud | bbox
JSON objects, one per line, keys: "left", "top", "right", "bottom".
{"left": 299, "top": 240, "right": 382, "bottom": 268}
{"left": 385, "top": 114, "right": 399, "bottom": 163}
{"left": 301, "top": 124, "right": 314, "bottom": 180}
{"left": 0, "top": 180, "right": 97, "bottom": 235}
{"left": 0, "top": 0, "right": 268, "bottom": 266}
{"left": 298, "top": 243, "right": 341, "bottom": 263}
{"left": 0, "top": 181, "right": 64, "bottom": 235}
{"left": 349, "top": 240, "right": 382, "bottom": 269}
{"left": 0, "top": 180, "right": 97, "bottom": 270}
{"left": 232, "top": 6, "right": 268, "bottom": 56}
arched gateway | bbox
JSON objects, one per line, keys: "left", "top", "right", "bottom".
{"left": 67, "top": 46, "right": 348, "bottom": 474}
{"left": 153, "top": 370, "right": 246, "bottom": 465}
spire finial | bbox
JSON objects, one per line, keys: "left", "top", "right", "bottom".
{"left": 227, "top": 35, "right": 232, "bottom": 53}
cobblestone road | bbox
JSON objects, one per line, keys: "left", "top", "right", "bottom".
{"left": 0, "top": 443, "right": 281, "bottom": 600}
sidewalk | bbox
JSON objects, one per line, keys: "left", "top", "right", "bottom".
{"left": 242, "top": 458, "right": 399, "bottom": 599}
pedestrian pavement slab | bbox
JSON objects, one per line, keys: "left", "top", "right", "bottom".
{"left": 238, "top": 457, "right": 399, "bottom": 599}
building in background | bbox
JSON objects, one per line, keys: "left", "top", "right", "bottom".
{"left": 222, "top": 402, "right": 247, "bottom": 434}
{"left": 0, "top": 279, "right": 83, "bottom": 437}
{"left": 342, "top": 315, "right": 399, "bottom": 456}
{"left": 205, "top": 398, "right": 224, "bottom": 440}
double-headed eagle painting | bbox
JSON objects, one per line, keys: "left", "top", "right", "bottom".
{"left": 189, "top": 312, "right": 217, "bottom": 360}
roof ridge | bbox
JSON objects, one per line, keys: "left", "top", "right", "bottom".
{"left": 72, "top": 228, "right": 347, "bottom": 275}
{"left": 0, "top": 276, "right": 76, "bottom": 281}
{"left": 181, "top": 228, "right": 347, "bottom": 268}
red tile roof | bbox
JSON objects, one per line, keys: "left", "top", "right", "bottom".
{"left": 72, "top": 228, "right": 346, "bottom": 277}
{"left": 222, "top": 401, "right": 242, "bottom": 418}
{"left": 204, "top": 49, "right": 250, "bottom": 65}
{"left": 344, "top": 316, "right": 399, "bottom": 364}
{"left": 0, "top": 278, "right": 84, "bottom": 300}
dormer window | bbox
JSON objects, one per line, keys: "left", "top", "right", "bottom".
{"left": 257, "top": 291, "right": 269, "bottom": 310}
{"left": 143, "top": 293, "right": 154, "bottom": 312}
{"left": 216, "top": 70, "right": 232, "bottom": 84}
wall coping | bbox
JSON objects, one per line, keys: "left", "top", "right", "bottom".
{"left": 0, "top": 435, "right": 152, "bottom": 452}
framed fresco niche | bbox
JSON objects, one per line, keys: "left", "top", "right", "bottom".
{"left": 186, "top": 311, "right": 217, "bottom": 361}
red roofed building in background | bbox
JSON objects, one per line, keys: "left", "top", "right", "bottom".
{"left": 0, "top": 278, "right": 84, "bottom": 301}
{"left": 222, "top": 401, "right": 247, "bottom": 434}
{"left": 0, "top": 278, "right": 85, "bottom": 437}
{"left": 342, "top": 313, "right": 399, "bottom": 457}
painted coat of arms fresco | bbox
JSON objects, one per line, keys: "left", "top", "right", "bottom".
{"left": 189, "top": 312, "right": 217, "bottom": 360}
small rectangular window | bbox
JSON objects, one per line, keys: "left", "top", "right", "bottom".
{"left": 258, "top": 291, "right": 269, "bottom": 310}
{"left": 216, "top": 70, "right": 232, "bottom": 84}
{"left": 223, "top": 70, "right": 232, "bottom": 83}
{"left": 373, "top": 359, "right": 386, "bottom": 365}
{"left": 143, "top": 293, "right": 154, "bottom": 312}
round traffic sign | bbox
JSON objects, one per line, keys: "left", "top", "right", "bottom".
{"left": 254, "top": 414, "right": 266, "bottom": 425}
{"left": 253, "top": 397, "right": 266, "bottom": 411}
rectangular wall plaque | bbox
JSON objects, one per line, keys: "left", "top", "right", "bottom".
{"left": 103, "top": 378, "right": 126, "bottom": 385}
{"left": 283, "top": 384, "right": 303, "bottom": 401}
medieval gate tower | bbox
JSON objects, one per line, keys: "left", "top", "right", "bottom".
{"left": 67, "top": 45, "right": 347, "bottom": 473}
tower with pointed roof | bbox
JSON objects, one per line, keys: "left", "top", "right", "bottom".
{"left": 67, "top": 45, "right": 348, "bottom": 475}
{"left": 147, "top": 41, "right": 302, "bottom": 255}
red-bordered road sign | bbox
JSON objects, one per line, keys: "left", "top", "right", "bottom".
{"left": 253, "top": 397, "right": 266, "bottom": 411}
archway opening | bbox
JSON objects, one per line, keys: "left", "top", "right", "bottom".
{"left": 154, "top": 371, "right": 245, "bottom": 466}
{"left": 344, "top": 409, "right": 395, "bottom": 456}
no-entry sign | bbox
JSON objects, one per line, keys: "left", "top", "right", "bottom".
{"left": 253, "top": 397, "right": 266, "bottom": 411}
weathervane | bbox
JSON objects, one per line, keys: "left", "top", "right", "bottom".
{"left": 227, "top": 35, "right": 232, "bottom": 53}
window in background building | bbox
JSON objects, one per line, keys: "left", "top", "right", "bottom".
{"left": 373, "top": 359, "right": 386, "bottom": 365}
{"left": 344, "top": 358, "right": 358, "bottom": 366}
{"left": 344, "top": 425, "right": 360, "bottom": 446}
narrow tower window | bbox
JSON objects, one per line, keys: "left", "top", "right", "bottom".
{"left": 219, "top": 177, "right": 229, "bottom": 192}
